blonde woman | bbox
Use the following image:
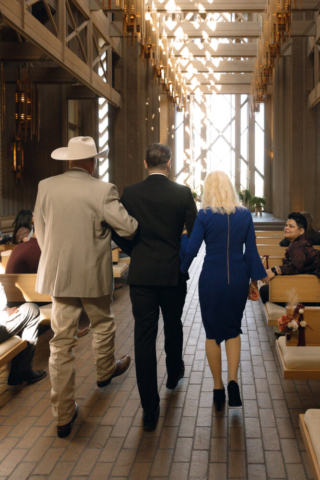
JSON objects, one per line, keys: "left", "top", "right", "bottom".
{"left": 180, "top": 171, "right": 267, "bottom": 410}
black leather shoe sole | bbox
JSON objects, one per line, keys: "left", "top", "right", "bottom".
{"left": 166, "top": 362, "right": 185, "bottom": 389}
{"left": 143, "top": 405, "right": 160, "bottom": 431}
{"left": 57, "top": 404, "right": 79, "bottom": 438}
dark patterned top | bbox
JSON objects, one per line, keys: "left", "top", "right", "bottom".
{"left": 280, "top": 234, "right": 320, "bottom": 275}
{"left": 15, "top": 227, "right": 30, "bottom": 244}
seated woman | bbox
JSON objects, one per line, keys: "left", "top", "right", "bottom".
{"left": 260, "top": 212, "right": 320, "bottom": 304}
{"left": 12, "top": 210, "right": 33, "bottom": 244}
{"left": 279, "top": 212, "right": 320, "bottom": 246}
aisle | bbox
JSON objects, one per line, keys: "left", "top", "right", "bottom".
{"left": 0, "top": 246, "right": 319, "bottom": 479}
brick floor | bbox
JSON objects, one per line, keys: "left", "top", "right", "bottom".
{"left": 0, "top": 247, "right": 319, "bottom": 479}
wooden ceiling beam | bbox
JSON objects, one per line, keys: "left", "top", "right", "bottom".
{"left": 0, "top": 42, "right": 45, "bottom": 61}
{"left": 163, "top": 21, "right": 261, "bottom": 38}
{"left": 153, "top": 0, "right": 266, "bottom": 13}
{"left": 0, "top": 0, "right": 121, "bottom": 107}
{"left": 170, "top": 42, "right": 257, "bottom": 57}
{"left": 187, "top": 84, "right": 251, "bottom": 93}
{"left": 177, "top": 59, "right": 255, "bottom": 72}
{"left": 184, "top": 72, "right": 252, "bottom": 84}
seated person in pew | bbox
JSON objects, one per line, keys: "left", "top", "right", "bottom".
{"left": 0, "top": 283, "right": 47, "bottom": 385}
{"left": 261, "top": 212, "right": 320, "bottom": 304}
{"left": 280, "top": 212, "right": 320, "bottom": 247}
{"left": 6, "top": 232, "right": 41, "bottom": 274}
{"left": 12, "top": 210, "right": 33, "bottom": 244}
{"left": 5, "top": 230, "right": 89, "bottom": 338}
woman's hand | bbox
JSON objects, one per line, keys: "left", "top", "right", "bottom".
{"left": 181, "top": 230, "right": 188, "bottom": 236}
{"left": 263, "top": 269, "right": 276, "bottom": 284}
{"left": 248, "top": 282, "right": 258, "bottom": 300}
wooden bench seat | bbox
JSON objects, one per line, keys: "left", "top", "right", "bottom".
{"left": 256, "top": 237, "right": 282, "bottom": 245}
{"left": 261, "top": 275, "right": 320, "bottom": 326}
{"left": 257, "top": 244, "right": 320, "bottom": 257}
{"left": 255, "top": 231, "right": 283, "bottom": 238}
{"left": 112, "top": 247, "right": 120, "bottom": 263}
{"left": 276, "top": 337, "right": 320, "bottom": 379}
{"left": 0, "top": 250, "right": 12, "bottom": 274}
{"left": 113, "top": 261, "right": 129, "bottom": 278}
{"left": 0, "top": 336, "right": 27, "bottom": 368}
{"left": 276, "top": 307, "right": 320, "bottom": 379}
{"left": 0, "top": 216, "right": 15, "bottom": 235}
{"left": 0, "top": 245, "right": 17, "bottom": 252}
{"left": 300, "top": 412, "right": 320, "bottom": 480}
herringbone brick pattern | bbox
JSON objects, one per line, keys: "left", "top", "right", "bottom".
{"left": 0, "top": 247, "right": 319, "bottom": 479}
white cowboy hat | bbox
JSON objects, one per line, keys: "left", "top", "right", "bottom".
{"left": 51, "top": 136, "right": 108, "bottom": 161}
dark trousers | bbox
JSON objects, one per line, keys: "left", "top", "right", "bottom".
{"left": 130, "top": 283, "right": 187, "bottom": 415}
{"left": 0, "top": 303, "right": 40, "bottom": 375}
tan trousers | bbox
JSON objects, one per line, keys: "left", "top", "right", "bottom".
{"left": 50, "top": 295, "right": 116, "bottom": 426}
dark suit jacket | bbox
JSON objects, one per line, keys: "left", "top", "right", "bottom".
{"left": 112, "top": 174, "right": 198, "bottom": 286}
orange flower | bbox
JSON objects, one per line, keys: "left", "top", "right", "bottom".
{"left": 278, "top": 315, "right": 289, "bottom": 332}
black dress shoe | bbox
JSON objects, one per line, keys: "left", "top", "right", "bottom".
{"left": 57, "top": 403, "right": 79, "bottom": 438}
{"left": 143, "top": 405, "right": 160, "bottom": 431}
{"left": 213, "top": 388, "right": 226, "bottom": 411}
{"left": 97, "top": 355, "right": 131, "bottom": 387}
{"left": 166, "top": 361, "right": 185, "bottom": 389}
{"left": 8, "top": 369, "right": 47, "bottom": 386}
{"left": 227, "top": 381, "right": 242, "bottom": 407}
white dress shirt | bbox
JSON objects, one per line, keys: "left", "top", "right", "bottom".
{"left": 0, "top": 284, "right": 8, "bottom": 326}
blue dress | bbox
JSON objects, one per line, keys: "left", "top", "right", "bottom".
{"left": 180, "top": 208, "right": 267, "bottom": 344}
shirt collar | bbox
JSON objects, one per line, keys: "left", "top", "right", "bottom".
{"left": 149, "top": 173, "right": 168, "bottom": 177}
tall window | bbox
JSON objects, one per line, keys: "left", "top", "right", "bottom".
{"left": 240, "top": 95, "right": 249, "bottom": 191}
{"left": 175, "top": 105, "right": 184, "bottom": 181}
{"left": 206, "top": 95, "right": 236, "bottom": 185}
{"left": 180, "top": 94, "right": 265, "bottom": 197}
{"left": 98, "top": 98, "right": 109, "bottom": 182}
{"left": 255, "top": 103, "right": 265, "bottom": 197}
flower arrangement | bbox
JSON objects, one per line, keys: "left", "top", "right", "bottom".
{"left": 278, "top": 303, "right": 306, "bottom": 334}
{"left": 277, "top": 289, "right": 308, "bottom": 346}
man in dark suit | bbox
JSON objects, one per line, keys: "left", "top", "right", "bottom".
{"left": 113, "top": 143, "right": 197, "bottom": 431}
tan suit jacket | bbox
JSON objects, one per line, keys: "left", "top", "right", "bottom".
{"left": 34, "top": 169, "right": 138, "bottom": 297}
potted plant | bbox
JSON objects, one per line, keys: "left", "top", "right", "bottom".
{"left": 238, "top": 189, "right": 252, "bottom": 210}
{"left": 249, "top": 196, "right": 266, "bottom": 216}
{"left": 192, "top": 186, "right": 203, "bottom": 208}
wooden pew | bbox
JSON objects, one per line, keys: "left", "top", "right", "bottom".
{"left": 113, "top": 262, "right": 129, "bottom": 278}
{"left": 0, "top": 245, "right": 17, "bottom": 252}
{"left": 112, "top": 247, "right": 120, "bottom": 263}
{"left": 0, "top": 216, "right": 15, "bottom": 235}
{"left": 0, "top": 274, "right": 51, "bottom": 367}
{"left": 256, "top": 237, "right": 282, "bottom": 245}
{"left": 257, "top": 244, "right": 320, "bottom": 257}
{"left": 300, "top": 413, "right": 320, "bottom": 480}
{"left": 275, "top": 306, "right": 320, "bottom": 380}
{"left": 0, "top": 337, "right": 27, "bottom": 368}
{"left": 261, "top": 275, "right": 320, "bottom": 327}
{"left": 260, "top": 256, "right": 283, "bottom": 269}
{"left": 255, "top": 231, "right": 283, "bottom": 237}
{"left": 0, "top": 251, "right": 12, "bottom": 274}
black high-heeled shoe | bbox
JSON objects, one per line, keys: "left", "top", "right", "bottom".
{"left": 213, "top": 388, "right": 226, "bottom": 411}
{"left": 227, "top": 380, "right": 242, "bottom": 407}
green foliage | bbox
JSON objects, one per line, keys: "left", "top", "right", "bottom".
{"left": 238, "top": 189, "right": 252, "bottom": 205}
{"left": 249, "top": 196, "right": 266, "bottom": 208}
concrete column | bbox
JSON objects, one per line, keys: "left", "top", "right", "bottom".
{"left": 273, "top": 38, "right": 316, "bottom": 222}
{"left": 235, "top": 94, "right": 241, "bottom": 192}
{"left": 264, "top": 95, "right": 273, "bottom": 212}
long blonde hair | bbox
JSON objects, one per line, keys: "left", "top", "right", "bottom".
{"left": 202, "top": 171, "right": 242, "bottom": 215}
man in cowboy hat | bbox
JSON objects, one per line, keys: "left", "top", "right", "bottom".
{"left": 34, "top": 136, "right": 138, "bottom": 438}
